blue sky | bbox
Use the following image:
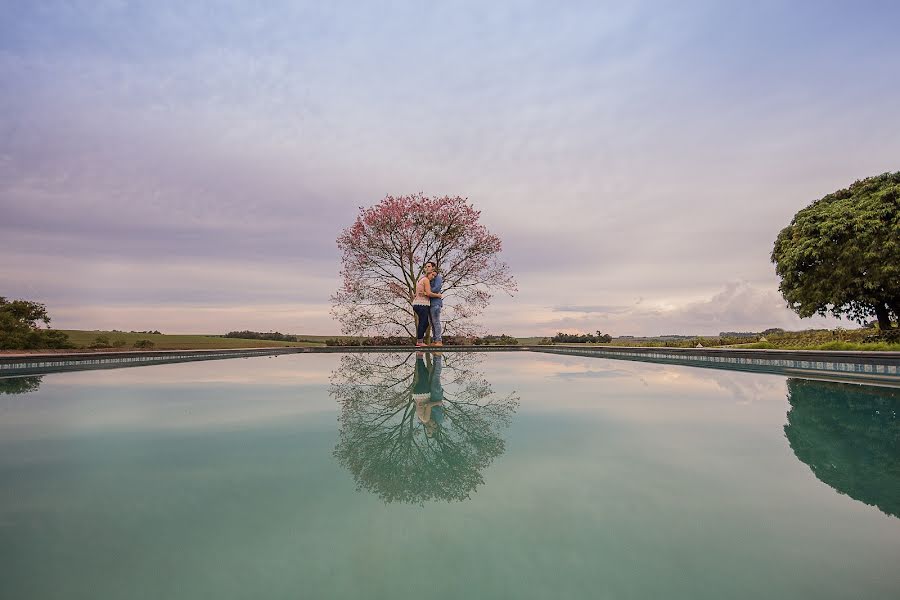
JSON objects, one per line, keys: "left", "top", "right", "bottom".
{"left": 2, "top": 1, "right": 899, "bottom": 335}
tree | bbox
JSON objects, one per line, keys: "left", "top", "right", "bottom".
{"left": 771, "top": 172, "right": 900, "bottom": 329}
{"left": 0, "top": 297, "right": 71, "bottom": 350}
{"left": 330, "top": 352, "right": 519, "bottom": 504}
{"left": 331, "top": 194, "right": 517, "bottom": 337}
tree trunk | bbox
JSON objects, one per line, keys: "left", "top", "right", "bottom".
{"left": 873, "top": 302, "right": 892, "bottom": 330}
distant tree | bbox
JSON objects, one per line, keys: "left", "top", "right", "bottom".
{"left": 551, "top": 331, "right": 611, "bottom": 343}
{"left": 771, "top": 172, "right": 900, "bottom": 329}
{"left": 0, "top": 297, "right": 71, "bottom": 350}
{"left": 331, "top": 194, "right": 516, "bottom": 338}
{"left": 224, "top": 330, "right": 299, "bottom": 342}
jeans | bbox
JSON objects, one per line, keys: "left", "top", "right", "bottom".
{"left": 429, "top": 305, "right": 442, "bottom": 341}
{"left": 413, "top": 304, "right": 431, "bottom": 340}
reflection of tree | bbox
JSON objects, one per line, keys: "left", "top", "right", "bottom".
{"left": 331, "top": 352, "right": 518, "bottom": 504}
{"left": 0, "top": 376, "right": 42, "bottom": 395}
{"left": 784, "top": 378, "right": 900, "bottom": 519}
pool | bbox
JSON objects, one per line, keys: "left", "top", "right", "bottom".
{"left": 1, "top": 352, "right": 898, "bottom": 599}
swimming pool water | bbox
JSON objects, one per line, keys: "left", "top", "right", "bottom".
{"left": 1, "top": 352, "right": 898, "bottom": 599}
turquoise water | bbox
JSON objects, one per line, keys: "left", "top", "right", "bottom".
{"left": 1, "top": 352, "right": 898, "bottom": 599}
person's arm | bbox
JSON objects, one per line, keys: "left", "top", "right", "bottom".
{"left": 424, "top": 279, "right": 442, "bottom": 298}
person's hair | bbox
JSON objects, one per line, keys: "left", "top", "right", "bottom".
{"left": 425, "top": 261, "right": 436, "bottom": 269}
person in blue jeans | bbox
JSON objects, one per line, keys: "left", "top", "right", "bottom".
{"left": 412, "top": 269, "right": 441, "bottom": 347}
{"left": 426, "top": 261, "right": 444, "bottom": 346}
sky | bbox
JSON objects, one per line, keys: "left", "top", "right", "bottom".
{"left": 2, "top": 0, "right": 899, "bottom": 336}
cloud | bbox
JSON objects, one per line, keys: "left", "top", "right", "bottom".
{"left": 482, "top": 281, "right": 840, "bottom": 336}
{"left": 553, "top": 305, "right": 632, "bottom": 314}
{"left": 2, "top": 2, "right": 899, "bottom": 334}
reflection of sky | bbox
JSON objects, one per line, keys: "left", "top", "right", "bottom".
{"left": 0, "top": 352, "right": 800, "bottom": 438}
{"left": 1, "top": 352, "right": 899, "bottom": 598}
{"left": 0, "top": 354, "right": 339, "bottom": 439}
{"left": 3, "top": 2, "right": 900, "bottom": 335}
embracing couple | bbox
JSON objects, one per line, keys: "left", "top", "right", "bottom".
{"left": 412, "top": 261, "right": 443, "bottom": 347}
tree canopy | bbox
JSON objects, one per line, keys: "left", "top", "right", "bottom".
{"left": 771, "top": 172, "right": 900, "bottom": 329}
{"left": 331, "top": 194, "right": 516, "bottom": 337}
{"left": 0, "top": 297, "right": 71, "bottom": 350}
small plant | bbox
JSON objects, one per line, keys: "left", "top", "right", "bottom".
{"left": 133, "top": 339, "right": 155, "bottom": 349}
{"left": 112, "top": 339, "right": 127, "bottom": 348}
{"left": 89, "top": 335, "right": 111, "bottom": 348}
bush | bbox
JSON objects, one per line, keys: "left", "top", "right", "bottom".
{"left": 41, "top": 329, "right": 73, "bottom": 349}
{"left": 225, "top": 330, "right": 299, "bottom": 342}
{"left": 551, "top": 332, "right": 612, "bottom": 344}
{"left": 474, "top": 334, "right": 519, "bottom": 345}
{"left": 864, "top": 329, "right": 900, "bottom": 344}
{"left": 112, "top": 339, "right": 127, "bottom": 348}
{"left": 133, "top": 339, "right": 155, "bottom": 349}
{"left": 89, "top": 335, "right": 111, "bottom": 349}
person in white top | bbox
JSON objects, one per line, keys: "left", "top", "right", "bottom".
{"left": 412, "top": 269, "right": 441, "bottom": 347}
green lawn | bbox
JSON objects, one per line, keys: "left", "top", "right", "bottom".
{"left": 58, "top": 330, "right": 327, "bottom": 350}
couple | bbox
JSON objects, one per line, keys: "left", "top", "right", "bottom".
{"left": 412, "top": 260, "right": 443, "bottom": 347}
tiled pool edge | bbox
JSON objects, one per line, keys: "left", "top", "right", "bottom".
{"left": 2, "top": 345, "right": 899, "bottom": 387}
{"left": 0, "top": 347, "right": 296, "bottom": 377}
{"left": 533, "top": 346, "right": 900, "bottom": 387}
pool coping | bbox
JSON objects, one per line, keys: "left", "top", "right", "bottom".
{"left": 1, "top": 345, "right": 899, "bottom": 387}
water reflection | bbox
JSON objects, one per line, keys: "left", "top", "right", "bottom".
{"left": 330, "top": 352, "right": 519, "bottom": 504}
{"left": 784, "top": 378, "right": 900, "bottom": 519}
{"left": 0, "top": 376, "right": 42, "bottom": 395}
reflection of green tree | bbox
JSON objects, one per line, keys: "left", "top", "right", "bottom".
{"left": 330, "top": 352, "right": 518, "bottom": 504}
{"left": 0, "top": 376, "right": 42, "bottom": 395}
{"left": 784, "top": 378, "right": 900, "bottom": 518}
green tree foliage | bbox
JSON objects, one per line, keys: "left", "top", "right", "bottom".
{"left": 771, "top": 172, "right": 900, "bottom": 329}
{"left": 0, "top": 297, "right": 72, "bottom": 350}
{"left": 551, "top": 332, "right": 612, "bottom": 343}
{"left": 89, "top": 335, "right": 112, "bottom": 348}
{"left": 784, "top": 378, "right": 899, "bottom": 519}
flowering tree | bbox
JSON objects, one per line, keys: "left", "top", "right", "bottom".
{"left": 331, "top": 194, "right": 516, "bottom": 337}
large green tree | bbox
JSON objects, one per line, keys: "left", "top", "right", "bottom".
{"left": 771, "top": 172, "right": 900, "bottom": 329}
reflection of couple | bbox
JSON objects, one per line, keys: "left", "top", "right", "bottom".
{"left": 413, "top": 352, "right": 444, "bottom": 437}
{"left": 412, "top": 261, "right": 444, "bottom": 347}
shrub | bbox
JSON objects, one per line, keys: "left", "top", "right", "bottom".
{"left": 133, "top": 339, "right": 155, "bottom": 349}
{"left": 89, "top": 335, "right": 111, "bottom": 349}
{"left": 224, "top": 330, "right": 299, "bottom": 342}
{"left": 550, "top": 332, "right": 612, "bottom": 344}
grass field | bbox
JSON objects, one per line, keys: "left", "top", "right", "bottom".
{"left": 58, "top": 330, "right": 327, "bottom": 350}
{"left": 10, "top": 329, "right": 899, "bottom": 353}
{"left": 534, "top": 328, "right": 900, "bottom": 352}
